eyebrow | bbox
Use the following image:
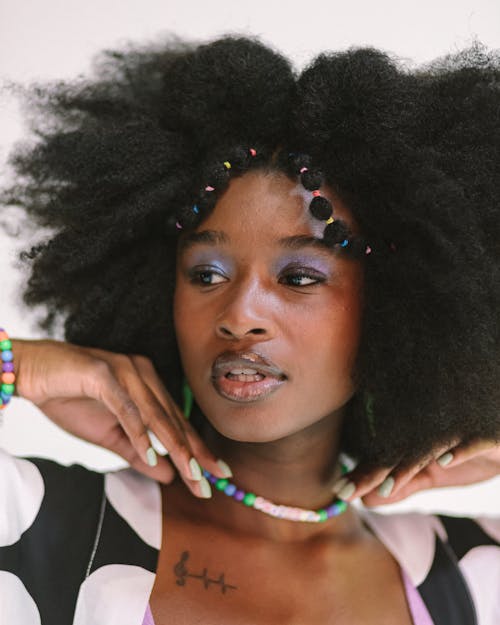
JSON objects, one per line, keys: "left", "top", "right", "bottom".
{"left": 178, "top": 229, "right": 336, "bottom": 255}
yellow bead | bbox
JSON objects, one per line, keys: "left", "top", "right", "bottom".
{"left": 223, "top": 161, "right": 231, "bottom": 169}
{"left": 326, "top": 216, "right": 334, "bottom": 225}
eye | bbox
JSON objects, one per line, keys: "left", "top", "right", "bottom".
{"left": 280, "top": 271, "right": 325, "bottom": 287}
{"left": 189, "top": 267, "right": 228, "bottom": 286}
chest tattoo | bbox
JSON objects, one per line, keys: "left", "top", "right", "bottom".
{"left": 173, "top": 550, "right": 238, "bottom": 594}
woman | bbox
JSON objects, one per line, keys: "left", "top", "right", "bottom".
{"left": 1, "top": 35, "right": 499, "bottom": 624}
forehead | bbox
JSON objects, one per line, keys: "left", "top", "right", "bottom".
{"left": 179, "top": 170, "right": 359, "bottom": 251}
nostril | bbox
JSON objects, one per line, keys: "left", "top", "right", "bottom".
{"left": 217, "top": 326, "right": 267, "bottom": 338}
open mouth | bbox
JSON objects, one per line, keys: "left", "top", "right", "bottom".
{"left": 213, "top": 371, "right": 285, "bottom": 402}
{"left": 211, "top": 353, "right": 287, "bottom": 402}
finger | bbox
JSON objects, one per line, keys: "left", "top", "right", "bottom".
{"left": 385, "top": 442, "right": 454, "bottom": 498}
{"left": 362, "top": 468, "right": 435, "bottom": 506}
{"left": 92, "top": 360, "right": 202, "bottom": 496}
{"left": 147, "top": 429, "right": 169, "bottom": 456}
{"left": 115, "top": 427, "right": 212, "bottom": 498}
{"left": 108, "top": 427, "right": 177, "bottom": 484}
{"left": 435, "top": 439, "right": 498, "bottom": 468}
{"left": 132, "top": 355, "right": 233, "bottom": 478}
{"left": 331, "top": 465, "right": 395, "bottom": 502}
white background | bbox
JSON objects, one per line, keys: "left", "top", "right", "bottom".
{"left": 1, "top": 0, "right": 499, "bottom": 515}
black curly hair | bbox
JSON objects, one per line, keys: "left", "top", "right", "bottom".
{"left": 2, "top": 34, "right": 499, "bottom": 469}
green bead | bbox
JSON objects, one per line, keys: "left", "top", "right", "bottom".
{"left": 336, "top": 500, "right": 348, "bottom": 513}
{"left": 1, "top": 383, "right": 14, "bottom": 395}
{"left": 340, "top": 462, "right": 349, "bottom": 475}
{"left": 0, "top": 339, "right": 12, "bottom": 350}
{"left": 318, "top": 509, "right": 328, "bottom": 522}
{"left": 243, "top": 492, "right": 256, "bottom": 506}
{"left": 215, "top": 479, "right": 229, "bottom": 491}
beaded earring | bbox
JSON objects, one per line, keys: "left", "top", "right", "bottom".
{"left": 182, "top": 378, "right": 193, "bottom": 419}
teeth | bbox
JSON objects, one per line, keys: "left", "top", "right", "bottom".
{"left": 229, "top": 368, "right": 259, "bottom": 375}
{"left": 226, "top": 373, "right": 265, "bottom": 382}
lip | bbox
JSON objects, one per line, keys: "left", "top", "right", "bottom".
{"left": 211, "top": 351, "right": 287, "bottom": 403}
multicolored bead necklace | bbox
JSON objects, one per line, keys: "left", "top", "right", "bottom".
{"left": 202, "top": 469, "right": 349, "bottom": 523}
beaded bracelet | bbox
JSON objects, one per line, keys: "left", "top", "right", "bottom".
{"left": 0, "top": 329, "right": 15, "bottom": 410}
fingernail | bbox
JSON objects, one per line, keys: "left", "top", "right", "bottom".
{"left": 147, "top": 430, "right": 169, "bottom": 456}
{"left": 146, "top": 447, "right": 158, "bottom": 467}
{"left": 189, "top": 457, "right": 202, "bottom": 481}
{"left": 437, "top": 452, "right": 454, "bottom": 467}
{"left": 199, "top": 477, "right": 212, "bottom": 498}
{"left": 332, "top": 476, "right": 349, "bottom": 494}
{"left": 337, "top": 481, "right": 356, "bottom": 501}
{"left": 217, "top": 459, "right": 233, "bottom": 478}
{"left": 378, "top": 476, "right": 395, "bottom": 498}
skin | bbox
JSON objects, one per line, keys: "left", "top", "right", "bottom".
{"left": 7, "top": 169, "right": 500, "bottom": 623}
{"left": 146, "top": 169, "right": 415, "bottom": 623}
{"left": 173, "top": 169, "right": 365, "bottom": 536}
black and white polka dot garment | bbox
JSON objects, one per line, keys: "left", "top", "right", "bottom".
{"left": 1, "top": 447, "right": 499, "bottom": 624}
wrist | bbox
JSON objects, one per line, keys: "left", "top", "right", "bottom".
{"left": 1, "top": 329, "right": 16, "bottom": 408}
{"left": 9, "top": 338, "right": 24, "bottom": 397}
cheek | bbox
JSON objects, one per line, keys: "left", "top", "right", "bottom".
{"left": 292, "top": 291, "right": 362, "bottom": 394}
{"left": 173, "top": 284, "right": 196, "bottom": 362}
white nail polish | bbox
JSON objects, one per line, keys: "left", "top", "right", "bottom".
{"left": 146, "top": 447, "right": 158, "bottom": 467}
{"left": 437, "top": 452, "right": 454, "bottom": 467}
{"left": 217, "top": 459, "right": 233, "bottom": 478}
{"left": 337, "top": 481, "right": 356, "bottom": 501}
{"left": 147, "top": 430, "right": 169, "bottom": 456}
{"left": 332, "top": 477, "right": 349, "bottom": 494}
{"left": 199, "top": 477, "right": 212, "bottom": 498}
{"left": 189, "top": 457, "right": 202, "bottom": 481}
{"left": 378, "top": 476, "right": 395, "bottom": 498}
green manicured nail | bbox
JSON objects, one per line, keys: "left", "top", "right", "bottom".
{"left": 146, "top": 447, "right": 158, "bottom": 467}
{"left": 189, "top": 457, "right": 202, "bottom": 481}
{"left": 217, "top": 459, "right": 233, "bottom": 478}
{"left": 332, "top": 477, "right": 349, "bottom": 494}
{"left": 378, "top": 476, "right": 395, "bottom": 498}
{"left": 199, "top": 477, "right": 212, "bottom": 498}
{"left": 437, "top": 452, "right": 454, "bottom": 467}
{"left": 337, "top": 481, "right": 356, "bottom": 501}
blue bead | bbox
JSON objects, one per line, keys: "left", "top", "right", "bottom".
{"left": 340, "top": 239, "right": 349, "bottom": 247}
{"left": 202, "top": 469, "right": 210, "bottom": 478}
{"left": 1, "top": 392, "right": 11, "bottom": 403}
{"left": 1, "top": 350, "right": 13, "bottom": 362}
{"left": 193, "top": 205, "right": 199, "bottom": 214}
{"left": 224, "top": 483, "right": 237, "bottom": 496}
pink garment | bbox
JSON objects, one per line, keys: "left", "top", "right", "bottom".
{"left": 401, "top": 569, "right": 435, "bottom": 625}
{"left": 142, "top": 603, "right": 155, "bottom": 625}
{"left": 141, "top": 568, "right": 434, "bottom": 625}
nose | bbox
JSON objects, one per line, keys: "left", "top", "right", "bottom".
{"left": 215, "top": 279, "right": 277, "bottom": 341}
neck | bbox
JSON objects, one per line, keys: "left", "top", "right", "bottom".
{"left": 173, "top": 406, "right": 363, "bottom": 543}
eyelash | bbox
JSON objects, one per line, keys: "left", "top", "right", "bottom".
{"left": 188, "top": 267, "right": 326, "bottom": 288}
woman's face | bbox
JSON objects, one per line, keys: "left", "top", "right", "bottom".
{"left": 174, "top": 170, "right": 364, "bottom": 443}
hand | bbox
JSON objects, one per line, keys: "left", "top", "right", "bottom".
{"left": 10, "top": 338, "right": 231, "bottom": 496}
{"left": 333, "top": 439, "right": 500, "bottom": 506}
